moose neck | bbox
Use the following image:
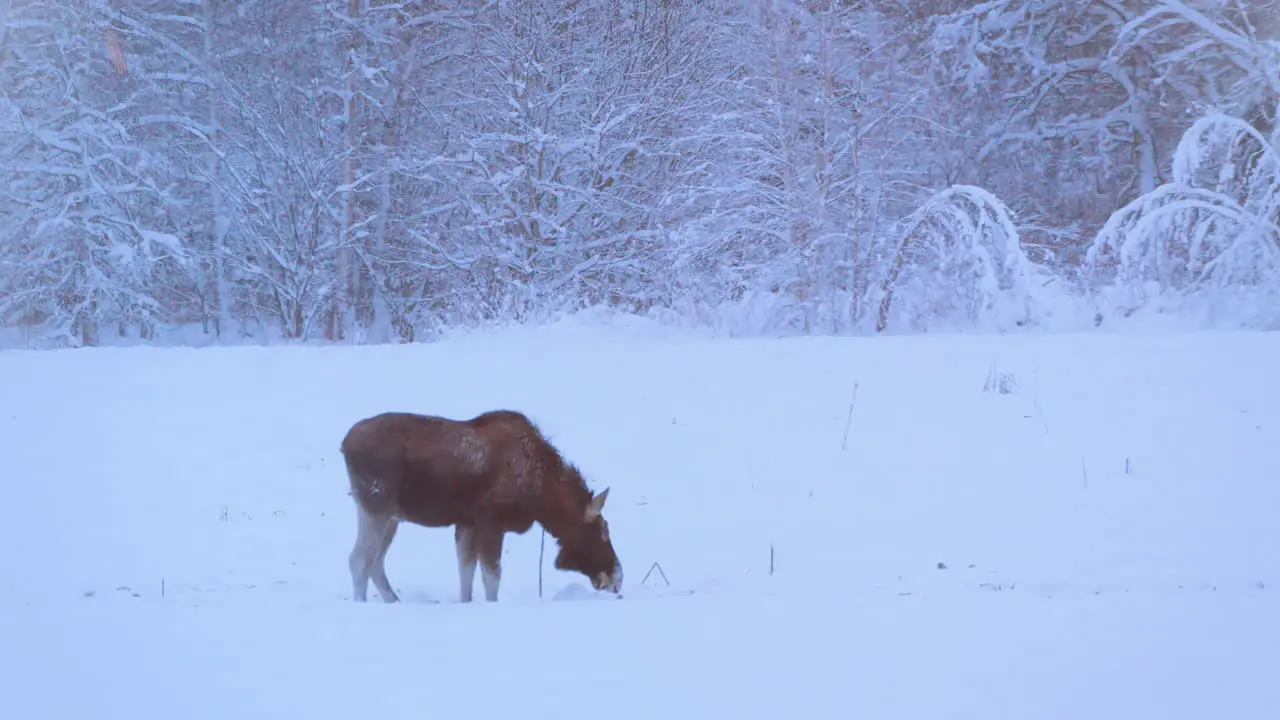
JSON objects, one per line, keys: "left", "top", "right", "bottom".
{"left": 534, "top": 474, "right": 592, "bottom": 544}
{"left": 534, "top": 497, "right": 586, "bottom": 545}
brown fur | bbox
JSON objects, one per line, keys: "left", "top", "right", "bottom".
{"left": 340, "top": 410, "right": 622, "bottom": 603}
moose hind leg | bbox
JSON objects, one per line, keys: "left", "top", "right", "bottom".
{"left": 369, "top": 517, "right": 400, "bottom": 603}
{"left": 455, "top": 524, "right": 478, "bottom": 603}
{"left": 349, "top": 504, "right": 393, "bottom": 602}
{"left": 476, "top": 528, "right": 505, "bottom": 602}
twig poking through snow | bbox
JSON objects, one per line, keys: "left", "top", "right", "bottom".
{"left": 841, "top": 383, "right": 859, "bottom": 451}
{"left": 538, "top": 527, "right": 546, "bottom": 598}
{"left": 1031, "top": 379, "right": 1049, "bottom": 434}
{"left": 983, "top": 364, "right": 1019, "bottom": 394}
{"left": 641, "top": 562, "right": 670, "bottom": 587}
{"left": 1081, "top": 456, "right": 1089, "bottom": 490}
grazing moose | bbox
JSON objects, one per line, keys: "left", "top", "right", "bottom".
{"left": 340, "top": 409, "right": 623, "bottom": 603}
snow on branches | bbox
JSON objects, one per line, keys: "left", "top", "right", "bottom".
{"left": 1086, "top": 112, "right": 1280, "bottom": 328}
{"left": 871, "top": 185, "right": 1046, "bottom": 334}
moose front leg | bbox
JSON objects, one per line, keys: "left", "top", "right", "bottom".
{"left": 455, "top": 524, "right": 478, "bottom": 602}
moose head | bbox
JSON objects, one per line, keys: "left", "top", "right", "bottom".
{"left": 554, "top": 487, "right": 623, "bottom": 593}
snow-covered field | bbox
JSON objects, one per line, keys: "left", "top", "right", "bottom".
{"left": 1, "top": 319, "right": 1277, "bottom": 718}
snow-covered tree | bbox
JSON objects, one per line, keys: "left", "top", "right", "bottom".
{"left": 871, "top": 185, "right": 1048, "bottom": 333}
{"left": 3, "top": 0, "right": 1276, "bottom": 346}
{"left": 0, "top": 0, "right": 188, "bottom": 345}
{"left": 1086, "top": 112, "right": 1280, "bottom": 327}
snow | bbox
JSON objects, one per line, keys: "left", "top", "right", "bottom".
{"left": 2, "top": 320, "right": 1278, "bottom": 718}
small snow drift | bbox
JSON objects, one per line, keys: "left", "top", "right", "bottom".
{"left": 341, "top": 409, "right": 622, "bottom": 603}
{"left": 552, "top": 582, "right": 621, "bottom": 602}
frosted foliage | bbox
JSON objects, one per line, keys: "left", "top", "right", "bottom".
{"left": 0, "top": 0, "right": 190, "bottom": 346}
{"left": 1085, "top": 113, "right": 1280, "bottom": 328}
{"left": 1, "top": 0, "right": 1278, "bottom": 347}
{"left": 872, "top": 186, "right": 1044, "bottom": 334}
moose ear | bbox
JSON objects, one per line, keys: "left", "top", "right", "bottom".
{"left": 584, "top": 487, "right": 611, "bottom": 520}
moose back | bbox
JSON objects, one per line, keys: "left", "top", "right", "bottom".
{"left": 340, "top": 409, "right": 623, "bottom": 603}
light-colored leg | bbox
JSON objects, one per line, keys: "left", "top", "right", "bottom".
{"left": 369, "top": 518, "right": 400, "bottom": 603}
{"left": 477, "top": 528, "right": 505, "bottom": 602}
{"left": 455, "top": 524, "right": 478, "bottom": 603}
{"left": 349, "top": 504, "right": 392, "bottom": 603}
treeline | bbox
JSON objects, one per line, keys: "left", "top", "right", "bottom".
{"left": 0, "top": 0, "right": 1276, "bottom": 348}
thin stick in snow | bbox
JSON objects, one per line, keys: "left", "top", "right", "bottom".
{"left": 1081, "top": 456, "right": 1089, "bottom": 490}
{"left": 841, "top": 382, "right": 860, "bottom": 451}
{"left": 538, "top": 527, "right": 546, "bottom": 598}
{"left": 1031, "top": 380, "right": 1049, "bottom": 435}
{"left": 641, "top": 562, "right": 670, "bottom": 587}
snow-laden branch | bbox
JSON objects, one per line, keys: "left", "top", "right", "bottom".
{"left": 1111, "top": 1, "right": 1280, "bottom": 98}
{"left": 871, "top": 185, "right": 1047, "bottom": 333}
{"left": 1085, "top": 112, "right": 1280, "bottom": 327}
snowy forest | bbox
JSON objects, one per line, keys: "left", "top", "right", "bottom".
{"left": 0, "top": 0, "right": 1277, "bottom": 348}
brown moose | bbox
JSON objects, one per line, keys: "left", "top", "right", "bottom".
{"left": 340, "top": 409, "right": 623, "bottom": 603}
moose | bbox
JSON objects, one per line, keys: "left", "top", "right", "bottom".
{"left": 340, "top": 409, "right": 623, "bottom": 603}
